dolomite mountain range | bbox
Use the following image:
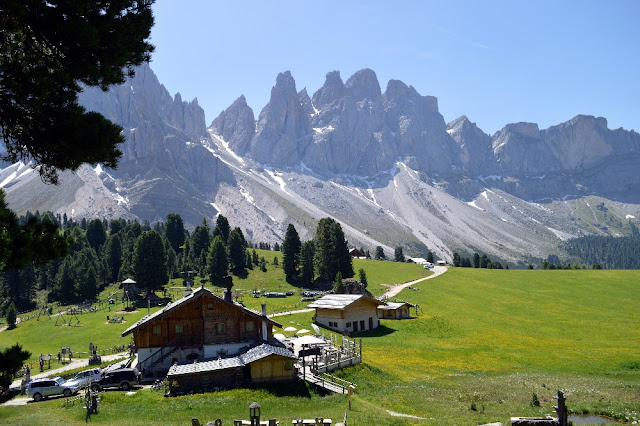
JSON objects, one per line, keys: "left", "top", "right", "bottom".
{"left": 2, "top": 63, "right": 639, "bottom": 266}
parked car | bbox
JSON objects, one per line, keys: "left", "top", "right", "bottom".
{"left": 64, "top": 368, "right": 101, "bottom": 388}
{"left": 423, "top": 262, "right": 434, "bottom": 269}
{"left": 26, "top": 377, "right": 79, "bottom": 401}
{"left": 90, "top": 368, "right": 140, "bottom": 391}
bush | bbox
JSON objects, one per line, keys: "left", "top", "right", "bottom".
{"left": 531, "top": 392, "right": 540, "bottom": 407}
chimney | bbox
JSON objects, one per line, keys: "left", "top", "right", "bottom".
{"left": 224, "top": 276, "right": 233, "bottom": 303}
{"left": 261, "top": 303, "right": 268, "bottom": 341}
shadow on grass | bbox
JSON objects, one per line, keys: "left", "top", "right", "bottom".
{"left": 232, "top": 268, "right": 249, "bottom": 279}
{"left": 352, "top": 324, "right": 396, "bottom": 338}
{"left": 250, "top": 380, "right": 315, "bottom": 398}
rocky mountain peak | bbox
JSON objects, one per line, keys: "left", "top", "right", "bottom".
{"left": 345, "top": 68, "right": 382, "bottom": 103}
{"left": 210, "top": 95, "right": 255, "bottom": 155}
{"left": 312, "top": 70, "right": 345, "bottom": 108}
{"left": 447, "top": 116, "right": 495, "bottom": 175}
{"left": 383, "top": 79, "right": 438, "bottom": 112}
{"left": 250, "top": 71, "right": 311, "bottom": 166}
{"left": 498, "top": 122, "right": 541, "bottom": 140}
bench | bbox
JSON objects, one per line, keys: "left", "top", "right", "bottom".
{"left": 291, "top": 419, "right": 331, "bottom": 426}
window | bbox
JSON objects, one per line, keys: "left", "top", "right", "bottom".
{"left": 284, "top": 360, "right": 294, "bottom": 371}
{"left": 346, "top": 322, "right": 351, "bottom": 328}
{"left": 175, "top": 324, "right": 183, "bottom": 334}
{"left": 207, "top": 303, "right": 213, "bottom": 310}
{"left": 194, "top": 303, "right": 200, "bottom": 310}
{"left": 246, "top": 321, "right": 254, "bottom": 332}
{"left": 152, "top": 325, "right": 161, "bottom": 335}
{"left": 216, "top": 322, "right": 226, "bottom": 335}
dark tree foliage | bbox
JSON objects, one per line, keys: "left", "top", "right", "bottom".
{"left": 191, "top": 219, "right": 211, "bottom": 264}
{"left": 227, "top": 228, "right": 246, "bottom": 272}
{"left": 109, "top": 218, "right": 126, "bottom": 235}
{"left": 0, "top": 0, "right": 154, "bottom": 183}
{"left": 85, "top": 219, "right": 106, "bottom": 252}
{"left": 164, "top": 213, "right": 186, "bottom": 254}
{"left": 394, "top": 246, "right": 405, "bottom": 262}
{"left": 452, "top": 252, "right": 461, "bottom": 267}
{"left": 473, "top": 253, "right": 480, "bottom": 268}
{"left": 104, "top": 233, "right": 123, "bottom": 283}
{"left": 333, "top": 272, "right": 345, "bottom": 293}
{"left": 358, "top": 268, "right": 368, "bottom": 288}
{"left": 1, "top": 264, "right": 36, "bottom": 314}
{"left": 426, "top": 251, "right": 434, "bottom": 263}
{"left": 562, "top": 227, "right": 640, "bottom": 269}
{"left": 207, "top": 236, "right": 228, "bottom": 283}
{"left": 0, "top": 190, "right": 71, "bottom": 272}
{"left": 55, "top": 257, "right": 75, "bottom": 303}
{"left": 132, "top": 230, "right": 168, "bottom": 294}
{"left": 314, "top": 217, "right": 353, "bottom": 282}
{"left": 5, "top": 302, "right": 17, "bottom": 329}
{"left": 282, "top": 224, "right": 301, "bottom": 282}
{"left": 0, "top": 343, "right": 31, "bottom": 390}
{"left": 300, "top": 240, "right": 315, "bottom": 286}
{"left": 212, "top": 215, "right": 231, "bottom": 244}
{"left": 374, "top": 246, "right": 386, "bottom": 260}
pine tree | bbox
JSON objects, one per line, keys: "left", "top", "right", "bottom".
{"left": 473, "top": 253, "right": 480, "bottom": 268}
{"left": 282, "top": 224, "right": 301, "bottom": 282}
{"left": 191, "top": 218, "right": 212, "bottom": 263}
{"left": 358, "top": 268, "right": 368, "bottom": 288}
{"left": 104, "top": 233, "right": 123, "bottom": 283}
{"left": 207, "top": 236, "right": 228, "bottom": 283}
{"left": 212, "top": 215, "right": 231, "bottom": 244}
{"left": 394, "top": 246, "right": 405, "bottom": 262}
{"left": 132, "top": 230, "right": 168, "bottom": 295}
{"left": 164, "top": 213, "right": 186, "bottom": 253}
{"left": 86, "top": 219, "right": 107, "bottom": 252}
{"left": 375, "top": 246, "right": 386, "bottom": 260}
{"left": 228, "top": 228, "right": 247, "bottom": 272}
{"left": 300, "top": 241, "right": 315, "bottom": 287}
{"left": 314, "top": 218, "right": 354, "bottom": 282}
{"left": 55, "top": 258, "right": 75, "bottom": 303}
{"left": 333, "top": 272, "right": 345, "bottom": 293}
{"left": 6, "top": 302, "right": 17, "bottom": 329}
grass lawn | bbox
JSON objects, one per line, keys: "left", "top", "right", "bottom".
{"left": 2, "top": 266, "right": 639, "bottom": 425}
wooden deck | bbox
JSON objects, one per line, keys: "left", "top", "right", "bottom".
{"left": 297, "top": 367, "right": 354, "bottom": 394}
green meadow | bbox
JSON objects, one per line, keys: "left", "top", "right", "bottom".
{"left": 1, "top": 265, "right": 639, "bottom": 425}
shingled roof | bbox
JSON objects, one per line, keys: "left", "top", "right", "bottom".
{"left": 307, "top": 294, "right": 384, "bottom": 310}
{"left": 167, "top": 343, "right": 295, "bottom": 377}
{"left": 121, "top": 286, "right": 282, "bottom": 337}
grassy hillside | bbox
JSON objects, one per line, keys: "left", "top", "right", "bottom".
{"left": 2, "top": 267, "right": 638, "bottom": 425}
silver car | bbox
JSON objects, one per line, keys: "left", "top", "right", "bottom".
{"left": 26, "top": 377, "right": 79, "bottom": 401}
{"left": 63, "top": 368, "right": 101, "bottom": 389}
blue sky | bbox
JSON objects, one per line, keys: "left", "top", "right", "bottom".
{"left": 150, "top": 0, "right": 639, "bottom": 135}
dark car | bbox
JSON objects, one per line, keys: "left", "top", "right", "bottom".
{"left": 90, "top": 368, "right": 140, "bottom": 391}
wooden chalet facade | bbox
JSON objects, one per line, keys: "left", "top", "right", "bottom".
{"left": 121, "top": 287, "right": 290, "bottom": 381}
{"left": 308, "top": 294, "right": 384, "bottom": 334}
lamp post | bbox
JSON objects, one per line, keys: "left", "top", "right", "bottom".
{"left": 249, "top": 402, "right": 261, "bottom": 426}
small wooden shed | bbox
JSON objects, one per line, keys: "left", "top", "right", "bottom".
{"left": 166, "top": 343, "right": 295, "bottom": 394}
{"left": 377, "top": 302, "right": 412, "bottom": 319}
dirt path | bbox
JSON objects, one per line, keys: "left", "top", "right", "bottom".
{"left": 269, "top": 266, "right": 448, "bottom": 318}
{"left": 381, "top": 265, "right": 447, "bottom": 299}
